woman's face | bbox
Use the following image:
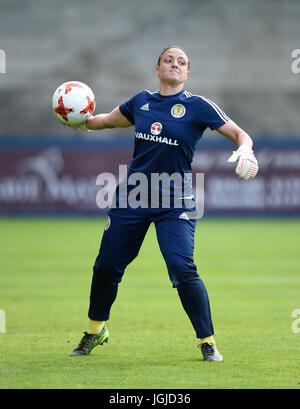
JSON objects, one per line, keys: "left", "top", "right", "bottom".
{"left": 156, "top": 48, "right": 190, "bottom": 86}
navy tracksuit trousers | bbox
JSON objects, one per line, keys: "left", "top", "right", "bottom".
{"left": 88, "top": 207, "right": 214, "bottom": 339}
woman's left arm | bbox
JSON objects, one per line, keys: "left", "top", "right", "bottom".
{"left": 217, "top": 120, "right": 253, "bottom": 148}
{"left": 216, "top": 120, "right": 259, "bottom": 180}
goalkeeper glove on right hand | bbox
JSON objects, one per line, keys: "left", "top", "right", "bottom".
{"left": 78, "top": 118, "right": 93, "bottom": 132}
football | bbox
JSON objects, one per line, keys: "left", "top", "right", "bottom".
{"left": 52, "top": 81, "right": 96, "bottom": 126}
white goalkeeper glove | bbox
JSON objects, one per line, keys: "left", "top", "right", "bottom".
{"left": 78, "top": 121, "right": 91, "bottom": 131}
{"left": 227, "top": 144, "right": 259, "bottom": 180}
{"left": 78, "top": 117, "right": 95, "bottom": 131}
{"left": 59, "top": 118, "right": 92, "bottom": 131}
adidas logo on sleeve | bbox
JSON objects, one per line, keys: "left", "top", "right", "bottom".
{"left": 140, "top": 103, "right": 149, "bottom": 111}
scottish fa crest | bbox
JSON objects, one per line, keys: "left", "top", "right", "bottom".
{"left": 171, "top": 104, "right": 186, "bottom": 118}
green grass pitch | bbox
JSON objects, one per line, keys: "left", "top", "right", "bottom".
{"left": 0, "top": 217, "right": 300, "bottom": 389}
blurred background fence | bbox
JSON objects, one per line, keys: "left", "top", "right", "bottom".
{"left": 0, "top": 0, "right": 300, "bottom": 216}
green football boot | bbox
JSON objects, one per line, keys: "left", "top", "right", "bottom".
{"left": 70, "top": 326, "right": 109, "bottom": 356}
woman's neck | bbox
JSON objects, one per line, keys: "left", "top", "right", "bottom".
{"left": 159, "top": 82, "right": 184, "bottom": 96}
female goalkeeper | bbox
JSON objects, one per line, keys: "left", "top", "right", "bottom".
{"left": 66, "top": 46, "right": 258, "bottom": 361}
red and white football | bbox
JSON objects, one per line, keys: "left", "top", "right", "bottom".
{"left": 52, "top": 81, "right": 96, "bottom": 126}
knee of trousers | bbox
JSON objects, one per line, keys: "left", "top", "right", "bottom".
{"left": 93, "top": 258, "right": 124, "bottom": 286}
{"left": 166, "top": 260, "right": 199, "bottom": 288}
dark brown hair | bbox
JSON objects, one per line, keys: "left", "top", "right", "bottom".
{"left": 156, "top": 45, "right": 191, "bottom": 69}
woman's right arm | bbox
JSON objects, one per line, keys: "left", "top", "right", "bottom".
{"left": 86, "top": 106, "right": 133, "bottom": 130}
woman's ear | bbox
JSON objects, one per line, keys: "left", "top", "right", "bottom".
{"left": 155, "top": 64, "right": 160, "bottom": 77}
